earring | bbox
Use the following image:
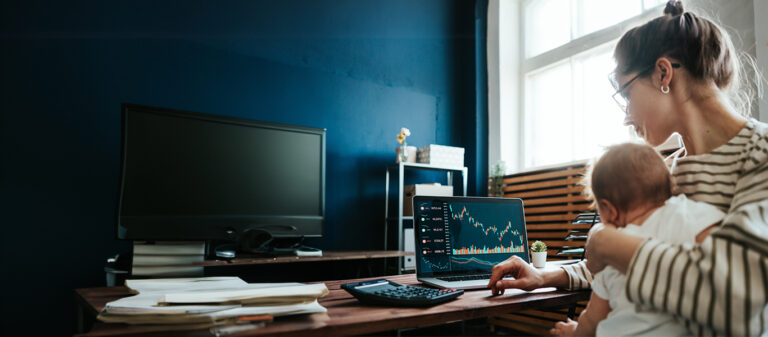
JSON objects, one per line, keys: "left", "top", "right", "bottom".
{"left": 661, "top": 85, "right": 670, "bottom": 94}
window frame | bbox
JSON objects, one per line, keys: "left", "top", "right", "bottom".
{"left": 488, "top": 0, "right": 665, "bottom": 174}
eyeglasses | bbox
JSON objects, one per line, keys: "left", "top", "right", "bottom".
{"left": 610, "top": 63, "right": 681, "bottom": 116}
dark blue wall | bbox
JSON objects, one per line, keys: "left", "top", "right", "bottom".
{"left": 0, "top": 0, "right": 482, "bottom": 335}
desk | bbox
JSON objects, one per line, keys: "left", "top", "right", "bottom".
{"left": 75, "top": 274, "right": 590, "bottom": 337}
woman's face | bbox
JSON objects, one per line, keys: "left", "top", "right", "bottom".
{"left": 617, "top": 72, "right": 676, "bottom": 146}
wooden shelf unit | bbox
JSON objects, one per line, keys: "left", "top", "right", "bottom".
{"left": 384, "top": 162, "right": 468, "bottom": 273}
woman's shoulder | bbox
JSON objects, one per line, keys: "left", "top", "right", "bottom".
{"left": 683, "top": 119, "right": 767, "bottom": 164}
{"left": 739, "top": 119, "right": 768, "bottom": 168}
{"left": 748, "top": 118, "right": 768, "bottom": 142}
{"left": 727, "top": 119, "right": 768, "bottom": 211}
{"left": 673, "top": 119, "right": 764, "bottom": 175}
{"left": 746, "top": 118, "right": 768, "bottom": 135}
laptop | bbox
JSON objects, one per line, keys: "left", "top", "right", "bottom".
{"left": 413, "top": 196, "right": 529, "bottom": 290}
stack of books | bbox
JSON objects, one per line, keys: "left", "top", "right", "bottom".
{"left": 99, "top": 276, "right": 329, "bottom": 334}
{"left": 132, "top": 241, "right": 205, "bottom": 277}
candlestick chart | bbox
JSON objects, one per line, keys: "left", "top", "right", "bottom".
{"left": 449, "top": 204, "right": 526, "bottom": 255}
{"left": 445, "top": 202, "right": 527, "bottom": 271}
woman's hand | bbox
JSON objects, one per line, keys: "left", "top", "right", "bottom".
{"left": 550, "top": 318, "right": 578, "bottom": 337}
{"left": 487, "top": 255, "right": 570, "bottom": 294}
{"left": 487, "top": 255, "right": 544, "bottom": 295}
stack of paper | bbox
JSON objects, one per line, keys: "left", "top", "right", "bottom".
{"left": 98, "top": 277, "right": 329, "bottom": 330}
{"left": 131, "top": 241, "right": 206, "bottom": 277}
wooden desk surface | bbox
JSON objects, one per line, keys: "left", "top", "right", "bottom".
{"left": 196, "top": 250, "right": 412, "bottom": 267}
{"left": 76, "top": 274, "right": 589, "bottom": 337}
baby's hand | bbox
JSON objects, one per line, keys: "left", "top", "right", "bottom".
{"left": 550, "top": 318, "right": 578, "bottom": 337}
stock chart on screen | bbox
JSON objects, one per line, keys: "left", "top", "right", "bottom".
{"left": 415, "top": 199, "right": 527, "bottom": 274}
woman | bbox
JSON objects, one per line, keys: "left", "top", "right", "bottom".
{"left": 487, "top": 1, "right": 767, "bottom": 335}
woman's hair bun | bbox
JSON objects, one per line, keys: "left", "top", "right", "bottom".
{"left": 664, "top": 0, "right": 684, "bottom": 16}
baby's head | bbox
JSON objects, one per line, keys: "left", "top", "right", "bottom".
{"left": 585, "top": 143, "right": 673, "bottom": 227}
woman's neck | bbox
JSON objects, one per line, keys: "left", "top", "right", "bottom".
{"left": 622, "top": 203, "right": 660, "bottom": 227}
{"left": 676, "top": 89, "right": 747, "bottom": 155}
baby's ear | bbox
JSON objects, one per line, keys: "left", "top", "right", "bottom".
{"left": 596, "top": 199, "right": 619, "bottom": 226}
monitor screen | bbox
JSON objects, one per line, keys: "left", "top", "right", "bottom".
{"left": 414, "top": 197, "right": 528, "bottom": 276}
{"left": 117, "top": 104, "right": 325, "bottom": 240}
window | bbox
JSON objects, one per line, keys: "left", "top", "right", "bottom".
{"left": 524, "top": 43, "right": 625, "bottom": 167}
{"left": 492, "top": 0, "right": 666, "bottom": 171}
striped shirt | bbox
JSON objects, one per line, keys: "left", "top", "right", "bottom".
{"left": 562, "top": 118, "right": 768, "bottom": 336}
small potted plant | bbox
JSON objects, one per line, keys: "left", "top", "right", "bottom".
{"left": 489, "top": 160, "right": 507, "bottom": 197}
{"left": 530, "top": 240, "right": 547, "bottom": 268}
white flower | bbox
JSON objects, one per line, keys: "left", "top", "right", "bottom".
{"left": 400, "top": 127, "right": 411, "bottom": 137}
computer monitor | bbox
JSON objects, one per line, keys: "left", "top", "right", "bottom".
{"left": 116, "top": 104, "right": 325, "bottom": 242}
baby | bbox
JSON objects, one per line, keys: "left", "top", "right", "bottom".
{"left": 552, "top": 143, "right": 724, "bottom": 337}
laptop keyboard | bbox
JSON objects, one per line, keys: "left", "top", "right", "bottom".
{"left": 436, "top": 273, "right": 492, "bottom": 282}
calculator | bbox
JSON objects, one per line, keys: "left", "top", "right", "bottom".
{"left": 341, "top": 279, "right": 463, "bottom": 307}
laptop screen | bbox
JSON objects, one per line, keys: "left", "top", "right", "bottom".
{"left": 413, "top": 196, "right": 529, "bottom": 277}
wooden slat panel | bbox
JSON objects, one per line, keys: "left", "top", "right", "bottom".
{"left": 505, "top": 186, "right": 585, "bottom": 199}
{"left": 503, "top": 310, "right": 567, "bottom": 321}
{"left": 502, "top": 167, "right": 586, "bottom": 185}
{"left": 545, "top": 248, "right": 565, "bottom": 256}
{"left": 550, "top": 304, "right": 586, "bottom": 315}
{"left": 527, "top": 223, "right": 591, "bottom": 230}
{"left": 554, "top": 251, "right": 585, "bottom": 256}
{"left": 488, "top": 306, "right": 590, "bottom": 335}
{"left": 522, "top": 195, "right": 590, "bottom": 206}
{"left": 525, "top": 204, "right": 594, "bottom": 214}
{"left": 487, "top": 318, "right": 552, "bottom": 336}
{"left": 494, "top": 314, "right": 557, "bottom": 327}
{"left": 526, "top": 214, "right": 577, "bottom": 222}
{"left": 504, "top": 177, "right": 583, "bottom": 193}
{"left": 553, "top": 302, "right": 587, "bottom": 314}
{"left": 526, "top": 231, "right": 569, "bottom": 239}
{"left": 535, "top": 240, "right": 582, "bottom": 247}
